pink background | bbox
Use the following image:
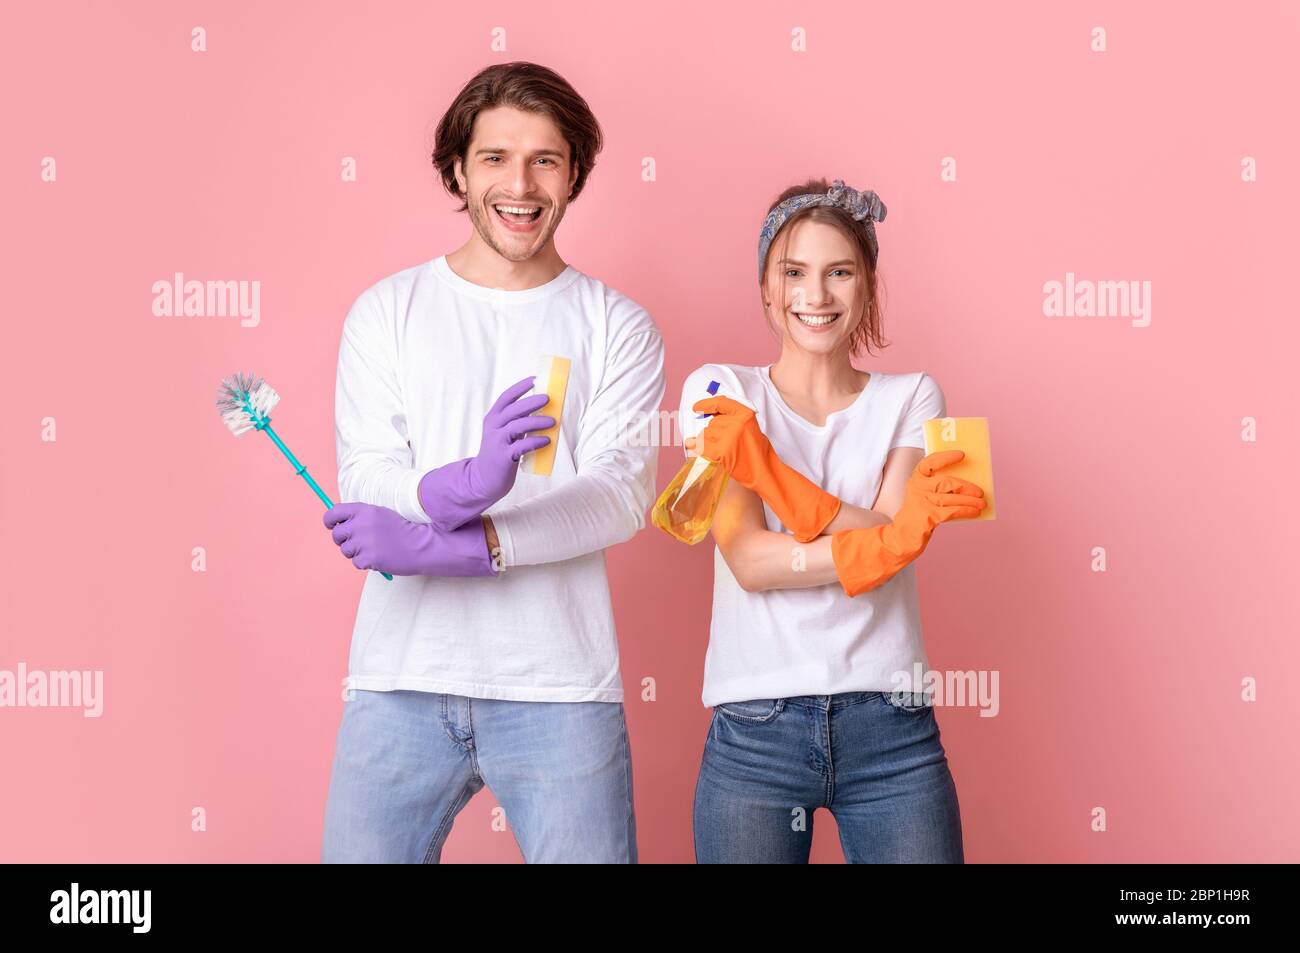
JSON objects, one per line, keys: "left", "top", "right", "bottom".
{"left": 2, "top": 1, "right": 1297, "bottom": 863}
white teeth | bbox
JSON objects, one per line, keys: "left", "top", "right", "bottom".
{"left": 795, "top": 312, "right": 839, "bottom": 326}
{"left": 494, "top": 205, "right": 541, "bottom": 215}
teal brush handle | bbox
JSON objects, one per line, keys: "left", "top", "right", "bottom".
{"left": 258, "top": 420, "right": 394, "bottom": 581}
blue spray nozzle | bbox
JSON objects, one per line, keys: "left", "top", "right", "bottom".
{"left": 695, "top": 379, "right": 721, "bottom": 418}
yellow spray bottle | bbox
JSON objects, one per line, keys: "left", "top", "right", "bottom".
{"left": 651, "top": 380, "right": 731, "bottom": 545}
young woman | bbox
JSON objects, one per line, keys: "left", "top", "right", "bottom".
{"left": 679, "top": 177, "right": 987, "bottom": 863}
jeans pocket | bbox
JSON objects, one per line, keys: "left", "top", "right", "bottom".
{"left": 715, "top": 698, "right": 785, "bottom": 724}
{"left": 883, "top": 690, "right": 934, "bottom": 713}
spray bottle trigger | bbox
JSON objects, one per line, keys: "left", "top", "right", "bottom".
{"left": 695, "top": 379, "right": 721, "bottom": 418}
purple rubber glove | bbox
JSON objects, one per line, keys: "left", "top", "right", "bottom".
{"left": 417, "top": 376, "right": 555, "bottom": 531}
{"left": 323, "top": 502, "right": 496, "bottom": 577}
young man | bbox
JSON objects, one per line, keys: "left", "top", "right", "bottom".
{"left": 319, "top": 62, "right": 665, "bottom": 863}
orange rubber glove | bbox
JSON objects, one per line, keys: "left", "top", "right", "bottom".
{"left": 831, "top": 449, "right": 986, "bottom": 596}
{"left": 691, "top": 394, "right": 842, "bottom": 543}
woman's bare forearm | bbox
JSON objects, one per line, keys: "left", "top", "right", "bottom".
{"left": 823, "top": 500, "right": 891, "bottom": 534}
{"left": 712, "top": 480, "right": 889, "bottom": 592}
{"left": 721, "top": 527, "right": 843, "bottom": 591}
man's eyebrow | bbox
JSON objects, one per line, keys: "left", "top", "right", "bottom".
{"left": 472, "top": 146, "right": 568, "bottom": 158}
{"left": 778, "top": 258, "right": 856, "bottom": 267}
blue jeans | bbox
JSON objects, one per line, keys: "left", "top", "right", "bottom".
{"left": 693, "top": 691, "right": 964, "bottom": 863}
{"left": 321, "top": 689, "right": 637, "bottom": 863}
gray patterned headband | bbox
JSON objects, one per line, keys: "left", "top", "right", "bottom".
{"left": 757, "top": 178, "right": 888, "bottom": 281}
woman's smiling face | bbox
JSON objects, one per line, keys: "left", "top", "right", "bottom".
{"left": 765, "top": 219, "right": 865, "bottom": 355}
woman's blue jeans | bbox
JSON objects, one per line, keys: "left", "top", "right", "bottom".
{"left": 693, "top": 691, "right": 964, "bottom": 863}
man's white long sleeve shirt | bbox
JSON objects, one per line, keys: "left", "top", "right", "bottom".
{"left": 333, "top": 255, "right": 666, "bottom": 702}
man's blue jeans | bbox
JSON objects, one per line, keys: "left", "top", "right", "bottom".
{"left": 693, "top": 691, "right": 964, "bottom": 863}
{"left": 322, "top": 689, "right": 637, "bottom": 863}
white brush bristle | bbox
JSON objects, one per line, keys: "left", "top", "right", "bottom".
{"left": 215, "top": 371, "right": 281, "bottom": 437}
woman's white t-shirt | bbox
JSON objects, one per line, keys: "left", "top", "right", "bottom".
{"left": 677, "top": 363, "right": 946, "bottom": 708}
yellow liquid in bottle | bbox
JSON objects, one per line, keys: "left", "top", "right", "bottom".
{"left": 651, "top": 454, "right": 731, "bottom": 545}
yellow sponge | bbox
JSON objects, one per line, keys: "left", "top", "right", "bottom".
{"left": 521, "top": 355, "right": 571, "bottom": 477}
{"left": 921, "top": 416, "right": 996, "bottom": 520}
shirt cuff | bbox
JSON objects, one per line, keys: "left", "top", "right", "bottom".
{"left": 394, "top": 468, "right": 429, "bottom": 524}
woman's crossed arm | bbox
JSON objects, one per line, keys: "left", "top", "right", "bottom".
{"left": 710, "top": 446, "right": 923, "bottom": 592}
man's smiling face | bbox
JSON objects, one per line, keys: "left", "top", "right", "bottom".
{"left": 454, "top": 105, "right": 578, "bottom": 263}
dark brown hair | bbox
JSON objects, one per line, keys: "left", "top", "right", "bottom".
{"left": 761, "top": 177, "right": 889, "bottom": 357}
{"left": 431, "top": 62, "right": 604, "bottom": 212}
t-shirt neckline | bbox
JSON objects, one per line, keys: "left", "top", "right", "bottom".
{"left": 759, "top": 363, "right": 880, "bottom": 431}
{"left": 431, "top": 254, "right": 581, "bottom": 304}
